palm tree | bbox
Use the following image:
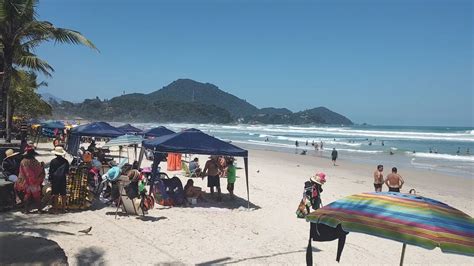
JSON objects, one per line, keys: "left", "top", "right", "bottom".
{"left": 9, "top": 70, "right": 51, "bottom": 122}
{"left": 0, "top": 0, "right": 97, "bottom": 141}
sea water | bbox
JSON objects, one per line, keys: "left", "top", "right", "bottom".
{"left": 134, "top": 123, "right": 474, "bottom": 178}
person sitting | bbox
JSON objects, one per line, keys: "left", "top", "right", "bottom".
{"left": 2, "top": 149, "right": 22, "bottom": 182}
{"left": 188, "top": 158, "right": 201, "bottom": 176}
{"left": 184, "top": 179, "right": 204, "bottom": 201}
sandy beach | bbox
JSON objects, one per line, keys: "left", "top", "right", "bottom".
{"left": 1, "top": 142, "right": 473, "bottom": 265}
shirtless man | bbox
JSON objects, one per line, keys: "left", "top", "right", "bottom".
{"left": 202, "top": 156, "right": 222, "bottom": 199}
{"left": 373, "top": 165, "right": 384, "bottom": 192}
{"left": 385, "top": 167, "right": 404, "bottom": 192}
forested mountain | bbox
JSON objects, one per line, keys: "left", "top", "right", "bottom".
{"left": 50, "top": 79, "right": 353, "bottom": 125}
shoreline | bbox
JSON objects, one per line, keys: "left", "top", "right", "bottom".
{"left": 234, "top": 142, "right": 474, "bottom": 179}
{"left": 1, "top": 142, "right": 472, "bottom": 265}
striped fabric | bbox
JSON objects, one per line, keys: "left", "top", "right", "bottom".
{"left": 103, "top": 135, "right": 143, "bottom": 148}
{"left": 306, "top": 192, "right": 474, "bottom": 256}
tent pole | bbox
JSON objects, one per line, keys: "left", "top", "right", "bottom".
{"left": 137, "top": 146, "right": 145, "bottom": 168}
{"left": 400, "top": 243, "right": 406, "bottom": 266}
{"left": 244, "top": 157, "right": 249, "bottom": 209}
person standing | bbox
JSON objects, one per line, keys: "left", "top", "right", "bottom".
{"left": 49, "top": 147, "right": 70, "bottom": 213}
{"left": 385, "top": 167, "right": 404, "bottom": 192}
{"left": 226, "top": 157, "right": 236, "bottom": 199}
{"left": 331, "top": 148, "right": 338, "bottom": 166}
{"left": 18, "top": 146, "right": 45, "bottom": 213}
{"left": 373, "top": 165, "right": 384, "bottom": 192}
{"left": 320, "top": 141, "right": 323, "bottom": 150}
{"left": 202, "top": 155, "right": 222, "bottom": 200}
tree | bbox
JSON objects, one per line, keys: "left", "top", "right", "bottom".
{"left": 0, "top": 0, "right": 97, "bottom": 141}
{"left": 9, "top": 71, "right": 51, "bottom": 123}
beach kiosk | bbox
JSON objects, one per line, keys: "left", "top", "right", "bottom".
{"left": 140, "top": 128, "right": 251, "bottom": 208}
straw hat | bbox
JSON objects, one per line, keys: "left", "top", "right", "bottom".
{"left": 310, "top": 172, "right": 327, "bottom": 185}
{"left": 52, "top": 146, "right": 66, "bottom": 156}
{"left": 5, "top": 149, "right": 19, "bottom": 159}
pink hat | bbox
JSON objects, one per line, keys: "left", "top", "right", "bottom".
{"left": 310, "top": 172, "right": 327, "bottom": 185}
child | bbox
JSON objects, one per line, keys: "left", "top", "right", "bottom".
{"left": 226, "top": 158, "right": 236, "bottom": 199}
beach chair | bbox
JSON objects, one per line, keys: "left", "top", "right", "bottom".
{"left": 181, "top": 161, "right": 199, "bottom": 177}
{"left": 115, "top": 180, "right": 145, "bottom": 219}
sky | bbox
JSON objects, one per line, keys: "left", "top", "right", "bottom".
{"left": 35, "top": 0, "right": 473, "bottom": 126}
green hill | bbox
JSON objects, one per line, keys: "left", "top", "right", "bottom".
{"left": 50, "top": 79, "right": 353, "bottom": 125}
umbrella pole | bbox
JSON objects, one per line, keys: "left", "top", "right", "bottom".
{"left": 400, "top": 243, "right": 406, "bottom": 266}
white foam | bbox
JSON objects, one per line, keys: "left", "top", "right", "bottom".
{"left": 410, "top": 152, "right": 474, "bottom": 162}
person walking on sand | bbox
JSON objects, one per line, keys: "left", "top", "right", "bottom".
{"left": 331, "top": 148, "right": 338, "bottom": 166}
{"left": 385, "top": 167, "right": 404, "bottom": 192}
{"left": 373, "top": 165, "right": 384, "bottom": 192}
{"left": 320, "top": 141, "right": 323, "bottom": 150}
{"left": 49, "top": 147, "right": 70, "bottom": 213}
{"left": 202, "top": 155, "right": 222, "bottom": 200}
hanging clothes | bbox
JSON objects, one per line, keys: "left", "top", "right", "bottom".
{"left": 306, "top": 223, "right": 348, "bottom": 265}
{"left": 166, "top": 153, "right": 182, "bottom": 171}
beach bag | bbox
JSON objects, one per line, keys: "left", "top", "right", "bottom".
{"left": 141, "top": 195, "right": 154, "bottom": 211}
{"left": 124, "top": 182, "right": 139, "bottom": 199}
{"left": 296, "top": 196, "right": 311, "bottom": 218}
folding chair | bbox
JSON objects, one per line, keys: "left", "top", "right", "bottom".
{"left": 115, "top": 180, "right": 145, "bottom": 219}
{"left": 181, "top": 161, "right": 198, "bottom": 177}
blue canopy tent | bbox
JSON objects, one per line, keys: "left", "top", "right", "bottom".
{"left": 41, "top": 121, "right": 66, "bottom": 130}
{"left": 144, "top": 126, "right": 175, "bottom": 138}
{"left": 140, "top": 128, "right": 250, "bottom": 208}
{"left": 40, "top": 121, "right": 65, "bottom": 138}
{"left": 66, "top": 122, "right": 125, "bottom": 155}
{"left": 117, "top": 124, "right": 143, "bottom": 135}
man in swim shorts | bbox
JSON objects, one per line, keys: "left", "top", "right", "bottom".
{"left": 385, "top": 167, "right": 404, "bottom": 192}
{"left": 373, "top": 165, "right": 384, "bottom": 192}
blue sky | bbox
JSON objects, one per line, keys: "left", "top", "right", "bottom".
{"left": 36, "top": 0, "right": 472, "bottom": 126}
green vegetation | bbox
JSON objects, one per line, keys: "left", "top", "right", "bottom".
{"left": 50, "top": 79, "right": 353, "bottom": 125}
{"left": 0, "top": 0, "right": 97, "bottom": 141}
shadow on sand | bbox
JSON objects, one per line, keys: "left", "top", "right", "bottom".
{"left": 0, "top": 212, "right": 76, "bottom": 237}
{"left": 0, "top": 234, "right": 68, "bottom": 265}
{"left": 196, "top": 247, "right": 321, "bottom": 265}
{"left": 75, "top": 247, "right": 106, "bottom": 265}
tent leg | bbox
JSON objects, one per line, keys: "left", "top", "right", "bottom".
{"left": 244, "top": 157, "right": 249, "bottom": 209}
{"left": 400, "top": 243, "right": 406, "bottom": 266}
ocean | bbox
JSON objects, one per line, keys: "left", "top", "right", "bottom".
{"left": 134, "top": 123, "right": 474, "bottom": 178}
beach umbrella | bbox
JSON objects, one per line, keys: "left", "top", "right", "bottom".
{"left": 104, "top": 135, "right": 144, "bottom": 159}
{"left": 103, "top": 134, "right": 143, "bottom": 147}
{"left": 306, "top": 192, "right": 474, "bottom": 265}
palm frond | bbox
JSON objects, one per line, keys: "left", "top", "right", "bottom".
{"left": 16, "top": 53, "right": 54, "bottom": 76}
{"left": 51, "top": 27, "right": 98, "bottom": 51}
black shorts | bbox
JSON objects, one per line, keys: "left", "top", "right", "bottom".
{"left": 227, "top": 182, "right": 234, "bottom": 191}
{"left": 374, "top": 183, "right": 383, "bottom": 189}
{"left": 389, "top": 187, "right": 400, "bottom": 193}
{"left": 51, "top": 177, "right": 67, "bottom": 196}
{"left": 207, "top": 175, "right": 220, "bottom": 188}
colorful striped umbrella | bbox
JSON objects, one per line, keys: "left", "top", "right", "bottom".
{"left": 306, "top": 192, "right": 474, "bottom": 264}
